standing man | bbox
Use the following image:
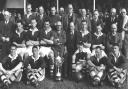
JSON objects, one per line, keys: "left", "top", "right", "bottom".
{"left": 36, "top": 6, "right": 48, "bottom": 30}
{"left": 105, "top": 8, "right": 118, "bottom": 34}
{"left": 66, "top": 22, "right": 77, "bottom": 77}
{"left": 23, "top": 4, "right": 36, "bottom": 30}
{"left": 48, "top": 6, "right": 60, "bottom": 31}
{"left": 62, "top": 4, "right": 77, "bottom": 33}
{"left": 0, "top": 11, "right": 15, "bottom": 58}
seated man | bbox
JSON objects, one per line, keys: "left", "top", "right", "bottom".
{"left": 87, "top": 46, "right": 107, "bottom": 86}
{"left": 72, "top": 42, "right": 88, "bottom": 81}
{"left": 0, "top": 45, "right": 23, "bottom": 89}
{"left": 25, "top": 46, "right": 46, "bottom": 87}
{"left": 107, "top": 43, "right": 127, "bottom": 88}
{"left": 91, "top": 24, "right": 106, "bottom": 56}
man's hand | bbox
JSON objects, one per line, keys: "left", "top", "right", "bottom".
{"left": 2, "top": 37, "right": 6, "bottom": 42}
{"left": 40, "top": 40, "right": 47, "bottom": 45}
{"left": 6, "top": 37, "right": 10, "bottom": 42}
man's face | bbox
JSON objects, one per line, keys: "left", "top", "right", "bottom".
{"left": 17, "top": 13, "right": 21, "bottom": 18}
{"left": 31, "top": 20, "right": 37, "bottom": 28}
{"left": 39, "top": 7, "right": 44, "bottom": 15}
{"left": 68, "top": 5, "right": 73, "bottom": 14}
{"left": 32, "top": 48, "right": 38, "bottom": 55}
{"left": 82, "top": 22, "right": 88, "bottom": 31}
{"left": 10, "top": 46, "right": 17, "bottom": 56}
{"left": 78, "top": 45, "right": 83, "bottom": 52}
{"left": 93, "top": 11, "right": 99, "bottom": 18}
{"left": 51, "top": 7, "right": 56, "bottom": 15}
{"left": 111, "top": 9, "right": 116, "bottom": 16}
{"left": 95, "top": 48, "right": 101, "bottom": 57}
{"left": 111, "top": 24, "right": 117, "bottom": 33}
{"left": 81, "top": 9, "right": 86, "bottom": 17}
{"left": 27, "top": 5, "right": 32, "bottom": 13}
{"left": 4, "top": 14, "right": 10, "bottom": 21}
{"left": 17, "top": 22, "right": 23, "bottom": 31}
{"left": 121, "top": 9, "right": 127, "bottom": 17}
{"left": 56, "top": 24, "right": 62, "bottom": 31}
{"left": 113, "top": 46, "right": 119, "bottom": 54}
{"left": 96, "top": 25, "right": 102, "bottom": 32}
{"left": 44, "top": 22, "right": 50, "bottom": 29}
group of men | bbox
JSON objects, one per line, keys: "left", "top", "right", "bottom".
{"left": 0, "top": 3, "right": 127, "bottom": 89}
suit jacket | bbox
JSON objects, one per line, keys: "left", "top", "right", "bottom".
{"left": 0, "top": 20, "right": 15, "bottom": 39}
{"left": 66, "top": 31, "right": 77, "bottom": 53}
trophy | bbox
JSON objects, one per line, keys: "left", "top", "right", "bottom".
{"left": 55, "top": 52, "right": 64, "bottom": 81}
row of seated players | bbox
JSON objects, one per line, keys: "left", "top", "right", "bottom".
{"left": 0, "top": 41, "right": 127, "bottom": 89}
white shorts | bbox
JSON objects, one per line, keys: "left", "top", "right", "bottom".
{"left": 16, "top": 47, "right": 26, "bottom": 55}
{"left": 75, "top": 48, "right": 91, "bottom": 54}
{"left": 39, "top": 46, "right": 53, "bottom": 57}
{"left": 25, "top": 46, "right": 33, "bottom": 56}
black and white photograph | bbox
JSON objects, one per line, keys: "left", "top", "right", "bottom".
{"left": 0, "top": 0, "right": 128, "bottom": 89}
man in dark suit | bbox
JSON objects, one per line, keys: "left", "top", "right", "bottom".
{"left": 62, "top": 4, "right": 78, "bottom": 33}
{"left": 0, "top": 11, "right": 15, "bottom": 58}
{"left": 104, "top": 8, "right": 118, "bottom": 34}
{"left": 36, "top": 6, "right": 48, "bottom": 30}
{"left": 66, "top": 22, "right": 77, "bottom": 77}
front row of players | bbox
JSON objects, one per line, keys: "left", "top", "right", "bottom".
{"left": 0, "top": 43, "right": 127, "bottom": 89}
{"left": 72, "top": 42, "right": 127, "bottom": 88}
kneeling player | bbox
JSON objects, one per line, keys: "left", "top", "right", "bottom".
{"left": 72, "top": 42, "right": 88, "bottom": 81}
{"left": 25, "top": 46, "right": 46, "bottom": 87}
{"left": 0, "top": 45, "right": 23, "bottom": 89}
{"left": 87, "top": 46, "right": 107, "bottom": 86}
{"left": 107, "top": 44, "right": 127, "bottom": 88}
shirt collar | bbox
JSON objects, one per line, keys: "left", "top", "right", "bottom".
{"left": 94, "top": 32, "right": 103, "bottom": 37}
{"left": 31, "top": 55, "right": 40, "bottom": 62}
{"left": 45, "top": 27, "right": 52, "bottom": 34}
{"left": 8, "top": 54, "right": 18, "bottom": 61}
{"left": 30, "top": 27, "right": 38, "bottom": 32}
{"left": 16, "top": 30, "right": 23, "bottom": 37}
{"left": 111, "top": 52, "right": 120, "bottom": 62}
{"left": 80, "top": 30, "right": 89, "bottom": 37}
{"left": 5, "top": 20, "right": 9, "bottom": 24}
